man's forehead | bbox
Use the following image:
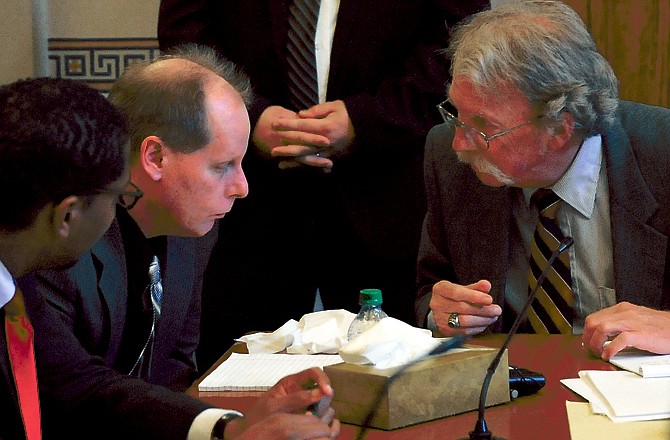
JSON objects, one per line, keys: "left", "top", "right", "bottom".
{"left": 449, "top": 77, "right": 531, "bottom": 116}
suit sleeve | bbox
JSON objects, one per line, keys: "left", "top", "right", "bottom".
{"left": 20, "top": 276, "right": 213, "bottom": 440}
{"left": 415, "top": 124, "right": 459, "bottom": 326}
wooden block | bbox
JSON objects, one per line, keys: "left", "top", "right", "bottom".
{"left": 324, "top": 346, "right": 510, "bottom": 430}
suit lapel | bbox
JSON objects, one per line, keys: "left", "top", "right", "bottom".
{"left": 153, "top": 237, "right": 196, "bottom": 358}
{"left": 270, "top": 0, "right": 290, "bottom": 68}
{"left": 328, "top": 0, "right": 363, "bottom": 87}
{"left": 447, "top": 161, "right": 511, "bottom": 305}
{"left": 91, "top": 220, "right": 129, "bottom": 360}
{"left": 468, "top": 182, "right": 511, "bottom": 306}
{"left": 605, "top": 118, "right": 666, "bottom": 308}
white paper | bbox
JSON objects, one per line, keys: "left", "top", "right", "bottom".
{"left": 198, "top": 353, "right": 343, "bottom": 391}
{"left": 562, "top": 370, "right": 670, "bottom": 422}
{"left": 608, "top": 347, "right": 670, "bottom": 378}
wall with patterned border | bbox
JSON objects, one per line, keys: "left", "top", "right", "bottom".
{"left": 48, "top": 38, "right": 160, "bottom": 92}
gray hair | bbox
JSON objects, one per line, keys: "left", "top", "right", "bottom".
{"left": 447, "top": 0, "right": 619, "bottom": 133}
{"left": 109, "top": 44, "right": 252, "bottom": 154}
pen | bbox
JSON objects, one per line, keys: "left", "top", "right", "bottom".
{"left": 301, "top": 378, "right": 327, "bottom": 416}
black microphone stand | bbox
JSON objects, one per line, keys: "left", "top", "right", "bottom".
{"left": 464, "top": 236, "right": 574, "bottom": 440}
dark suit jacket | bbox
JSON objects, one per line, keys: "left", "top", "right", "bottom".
{"left": 19, "top": 219, "right": 218, "bottom": 438}
{"left": 415, "top": 100, "right": 670, "bottom": 329}
{"left": 0, "top": 308, "right": 24, "bottom": 440}
{"left": 158, "top": 0, "right": 490, "bottom": 258}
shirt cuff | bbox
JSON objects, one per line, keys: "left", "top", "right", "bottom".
{"left": 187, "top": 408, "right": 244, "bottom": 440}
{"left": 427, "top": 309, "right": 438, "bottom": 332}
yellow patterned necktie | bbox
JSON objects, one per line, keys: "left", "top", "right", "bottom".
{"left": 527, "top": 189, "right": 574, "bottom": 334}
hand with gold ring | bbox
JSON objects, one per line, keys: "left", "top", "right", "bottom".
{"left": 429, "top": 279, "right": 502, "bottom": 335}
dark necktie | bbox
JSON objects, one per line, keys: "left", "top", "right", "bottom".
{"left": 5, "top": 287, "right": 41, "bottom": 440}
{"left": 527, "top": 189, "right": 574, "bottom": 334}
{"left": 287, "top": 0, "right": 321, "bottom": 110}
{"left": 129, "top": 256, "right": 162, "bottom": 380}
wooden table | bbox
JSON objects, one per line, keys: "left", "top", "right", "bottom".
{"left": 188, "top": 334, "right": 614, "bottom": 439}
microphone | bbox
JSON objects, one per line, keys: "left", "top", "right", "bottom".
{"left": 354, "top": 334, "right": 468, "bottom": 440}
{"left": 463, "top": 235, "right": 574, "bottom": 440}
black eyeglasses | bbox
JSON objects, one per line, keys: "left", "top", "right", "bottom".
{"left": 437, "top": 99, "right": 537, "bottom": 151}
{"left": 98, "top": 181, "right": 144, "bottom": 210}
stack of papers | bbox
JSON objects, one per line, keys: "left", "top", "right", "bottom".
{"left": 609, "top": 347, "right": 670, "bottom": 378}
{"left": 562, "top": 370, "right": 670, "bottom": 422}
{"left": 198, "top": 353, "right": 343, "bottom": 392}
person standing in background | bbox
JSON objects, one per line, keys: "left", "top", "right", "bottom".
{"left": 158, "top": 0, "right": 490, "bottom": 371}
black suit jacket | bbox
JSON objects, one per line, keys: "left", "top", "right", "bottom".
{"left": 19, "top": 220, "right": 218, "bottom": 438}
{"left": 415, "top": 101, "right": 670, "bottom": 329}
{"left": 158, "top": 0, "right": 490, "bottom": 258}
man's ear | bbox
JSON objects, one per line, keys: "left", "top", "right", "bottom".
{"left": 547, "top": 111, "right": 576, "bottom": 152}
{"left": 51, "top": 195, "right": 83, "bottom": 239}
{"left": 141, "top": 136, "right": 166, "bottom": 181}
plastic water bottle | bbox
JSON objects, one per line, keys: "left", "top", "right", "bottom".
{"left": 347, "top": 289, "right": 388, "bottom": 341}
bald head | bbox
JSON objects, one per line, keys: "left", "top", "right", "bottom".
{"left": 109, "top": 44, "right": 252, "bottom": 156}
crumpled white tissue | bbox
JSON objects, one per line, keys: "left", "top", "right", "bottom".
{"left": 237, "top": 309, "right": 355, "bottom": 354}
{"left": 339, "top": 317, "right": 440, "bottom": 369}
{"left": 237, "top": 310, "right": 444, "bottom": 369}
{"left": 237, "top": 319, "right": 301, "bottom": 354}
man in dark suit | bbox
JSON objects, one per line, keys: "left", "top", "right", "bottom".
{"left": 0, "top": 77, "right": 130, "bottom": 440}
{"left": 414, "top": 1, "right": 670, "bottom": 359}
{"left": 21, "top": 46, "right": 340, "bottom": 439}
{"left": 158, "top": 0, "right": 490, "bottom": 371}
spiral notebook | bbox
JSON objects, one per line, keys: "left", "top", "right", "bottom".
{"left": 198, "top": 353, "right": 344, "bottom": 391}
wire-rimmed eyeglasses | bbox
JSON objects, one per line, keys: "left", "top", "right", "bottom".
{"left": 437, "top": 99, "right": 536, "bottom": 151}
{"left": 98, "top": 181, "right": 144, "bottom": 210}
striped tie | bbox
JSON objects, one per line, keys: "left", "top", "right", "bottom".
{"left": 129, "top": 256, "right": 162, "bottom": 380}
{"left": 287, "top": 0, "right": 321, "bottom": 110}
{"left": 527, "top": 189, "right": 574, "bottom": 334}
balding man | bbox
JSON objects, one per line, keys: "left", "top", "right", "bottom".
{"left": 21, "top": 45, "right": 339, "bottom": 440}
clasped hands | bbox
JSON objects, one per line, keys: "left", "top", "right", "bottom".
{"left": 253, "top": 100, "right": 354, "bottom": 172}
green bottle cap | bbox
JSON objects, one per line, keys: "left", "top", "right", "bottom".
{"left": 359, "top": 288, "right": 383, "bottom": 306}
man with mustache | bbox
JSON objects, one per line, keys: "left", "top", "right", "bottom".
{"left": 416, "top": 1, "right": 670, "bottom": 359}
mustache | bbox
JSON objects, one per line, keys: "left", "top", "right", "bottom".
{"left": 456, "top": 151, "right": 515, "bottom": 186}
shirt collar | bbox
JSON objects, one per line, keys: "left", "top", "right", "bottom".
{"left": 523, "top": 134, "right": 602, "bottom": 218}
{"left": 0, "top": 259, "right": 16, "bottom": 309}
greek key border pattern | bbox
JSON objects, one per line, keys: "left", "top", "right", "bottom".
{"left": 48, "top": 38, "right": 160, "bottom": 92}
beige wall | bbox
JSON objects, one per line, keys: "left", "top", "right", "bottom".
{"left": 0, "top": 0, "right": 160, "bottom": 86}
{"left": 0, "top": 0, "right": 35, "bottom": 85}
{"left": 49, "top": 0, "right": 160, "bottom": 38}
